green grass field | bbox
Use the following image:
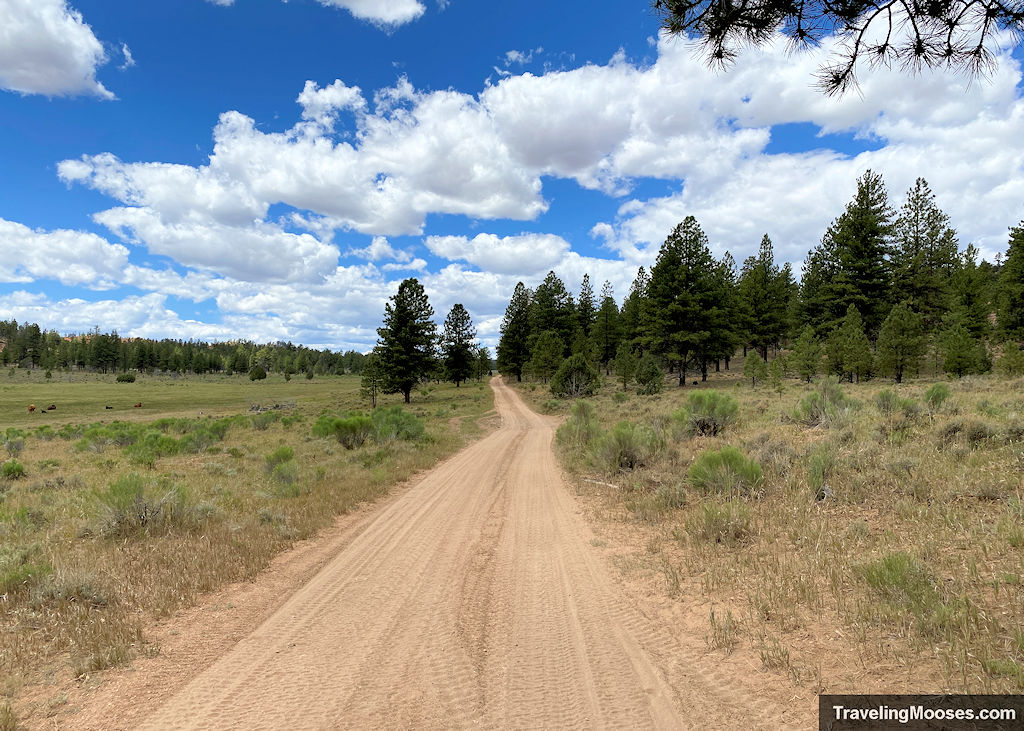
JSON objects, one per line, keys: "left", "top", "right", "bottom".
{"left": 0, "top": 371, "right": 495, "bottom": 725}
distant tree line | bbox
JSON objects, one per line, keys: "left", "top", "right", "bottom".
{"left": 497, "top": 170, "right": 1024, "bottom": 389}
{"left": 0, "top": 323, "right": 370, "bottom": 378}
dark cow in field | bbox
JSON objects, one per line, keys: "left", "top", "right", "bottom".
{"left": 46, "top": 404, "right": 56, "bottom": 411}
{"left": 134, "top": 402, "right": 142, "bottom": 408}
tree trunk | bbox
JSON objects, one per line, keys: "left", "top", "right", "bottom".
{"left": 701, "top": 359, "right": 708, "bottom": 381}
{"left": 725, "top": 355, "right": 730, "bottom": 370}
{"left": 403, "top": 387, "right": 411, "bottom": 403}
{"left": 715, "top": 360, "right": 720, "bottom": 372}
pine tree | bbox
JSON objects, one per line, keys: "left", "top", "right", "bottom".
{"left": 529, "top": 331, "right": 565, "bottom": 383}
{"left": 475, "top": 346, "right": 491, "bottom": 380}
{"left": 739, "top": 234, "right": 790, "bottom": 358}
{"left": 529, "top": 271, "right": 575, "bottom": 354}
{"left": 440, "top": 303, "right": 476, "bottom": 387}
{"left": 890, "top": 178, "right": 958, "bottom": 331}
{"left": 875, "top": 301, "right": 926, "bottom": 383}
{"left": 496, "top": 282, "right": 531, "bottom": 381}
{"left": 647, "top": 217, "right": 721, "bottom": 386}
{"left": 704, "top": 251, "right": 742, "bottom": 379}
{"left": 799, "top": 235, "right": 842, "bottom": 336}
{"left": 827, "top": 305, "right": 873, "bottom": 382}
{"left": 614, "top": 340, "right": 637, "bottom": 390}
{"left": 375, "top": 278, "right": 438, "bottom": 403}
{"left": 590, "top": 281, "right": 621, "bottom": 373}
{"left": 950, "top": 244, "right": 992, "bottom": 339}
{"left": 832, "top": 170, "right": 894, "bottom": 336}
{"left": 997, "top": 222, "right": 1024, "bottom": 343}
{"left": 939, "top": 316, "right": 990, "bottom": 377}
{"left": 620, "top": 267, "right": 650, "bottom": 354}
{"left": 743, "top": 352, "right": 768, "bottom": 387}
{"left": 576, "top": 274, "right": 597, "bottom": 337}
{"left": 360, "top": 353, "right": 383, "bottom": 407}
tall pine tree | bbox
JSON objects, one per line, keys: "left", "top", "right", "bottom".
{"left": 440, "top": 303, "right": 476, "bottom": 387}
{"left": 375, "top": 278, "right": 438, "bottom": 403}
{"left": 590, "top": 281, "right": 621, "bottom": 374}
{"left": 890, "top": 178, "right": 958, "bottom": 332}
{"left": 997, "top": 222, "right": 1024, "bottom": 343}
{"left": 647, "top": 216, "right": 721, "bottom": 386}
{"left": 497, "top": 282, "right": 531, "bottom": 381}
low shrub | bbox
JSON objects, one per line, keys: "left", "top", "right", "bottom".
{"left": 371, "top": 406, "right": 424, "bottom": 443}
{"left": 688, "top": 446, "right": 762, "bottom": 496}
{"left": 634, "top": 355, "right": 663, "bottom": 395}
{"left": 115, "top": 372, "right": 136, "bottom": 383}
{"left": 673, "top": 390, "right": 739, "bottom": 437}
{"left": 271, "top": 460, "right": 299, "bottom": 486}
{"left": 265, "top": 445, "right": 295, "bottom": 469}
{"left": 249, "top": 365, "right": 267, "bottom": 381}
{"left": 550, "top": 354, "right": 600, "bottom": 398}
{"left": 5, "top": 438, "right": 24, "bottom": 457}
{"left": 806, "top": 443, "right": 837, "bottom": 495}
{"left": 93, "top": 473, "right": 197, "bottom": 538}
{"left": 252, "top": 411, "right": 280, "bottom": 430}
{"left": 1, "top": 459, "right": 26, "bottom": 480}
{"left": 792, "top": 377, "right": 853, "bottom": 427}
{"left": 556, "top": 400, "right": 600, "bottom": 448}
{"left": 924, "top": 383, "right": 951, "bottom": 412}
{"left": 590, "top": 422, "right": 663, "bottom": 472}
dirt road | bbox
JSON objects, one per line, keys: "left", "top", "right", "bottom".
{"left": 133, "top": 378, "right": 778, "bottom": 729}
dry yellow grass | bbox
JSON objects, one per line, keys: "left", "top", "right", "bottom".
{"left": 516, "top": 362, "right": 1024, "bottom": 694}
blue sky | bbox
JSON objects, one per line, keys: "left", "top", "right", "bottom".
{"left": 1, "top": 0, "right": 1023, "bottom": 351}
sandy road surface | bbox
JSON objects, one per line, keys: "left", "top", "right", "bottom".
{"left": 135, "top": 378, "right": 779, "bottom": 729}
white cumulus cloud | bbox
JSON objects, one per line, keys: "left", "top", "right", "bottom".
{"left": 0, "top": 218, "right": 128, "bottom": 288}
{"left": 0, "top": 0, "right": 113, "bottom": 98}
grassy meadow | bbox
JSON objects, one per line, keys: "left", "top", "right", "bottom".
{"left": 0, "top": 370, "right": 495, "bottom": 725}
{"left": 515, "top": 359, "right": 1024, "bottom": 694}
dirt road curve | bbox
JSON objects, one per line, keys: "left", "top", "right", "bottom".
{"left": 136, "top": 378, "right": 776, "bottom": 729}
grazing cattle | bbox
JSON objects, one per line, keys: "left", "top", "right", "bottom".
{"left": 46, "top": 404, "right": 56, "bottom": 411}
{"left": 28, "top": 404, "right": 36, "bottom": 413}
{"left": 134, "top": 402, "right": 142, "bottom": 408}
{"left": 105, "top": 405, "right": 113, "bottom": 410}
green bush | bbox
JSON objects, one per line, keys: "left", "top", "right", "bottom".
{"left": 249, "top": 365, "right": 268, "bottom": 381}
{"left": 371, "top": 406, "right": 424, "bottom": 442}
{"left": 550, "top": 354, "right": 600, "bottom": 398}
{"left": 115, "top": 372, "right": 136, "bottom": 383}
{"left": 556, "top": 400, "right": 600, "bottom": 448}
{"left": 252, "top": 411, "right": 280, "bottom": 430}
{"left": 265, "top": 445, "right": 295, "bottom": 469}
{"left": 688, "top": 446, "right": 762, "bottom": 496}
{"left": 612, "top": 391, "right": 629, "bottom": 404}
{"left": 590, "top": 422, "right": 663, "bottom": 472}
{"left": 806, "top": 443, "right": 837, "bottom": 494}
{"left": 93, "top": 473, "right": 196, "bottom": 538}
{"left": 1, "top": 459, "right": 26, "bottom": 480}
{"left": 5, "top": 438, "right": 24, "bottom": 457}
{"left": 792, "top": 376, "right": 853, "bottom": 427}
{"left": 924, "top": 383, "right": 951, "bottom": 411}
{"left": 271, "top": 460, "right": 299, "bottom": 486}
{"left": 673, "top": 390, "right": 739, "bottom": 437}
{"left": 634, "top": 354, "right": 663, "bottom": 395}
{"left": 997, "top": 345, "right": 1024, "bottom": 377}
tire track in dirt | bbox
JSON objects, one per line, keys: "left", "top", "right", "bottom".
{"left": 133, "top": 377, "right": 788, "bottom": 729}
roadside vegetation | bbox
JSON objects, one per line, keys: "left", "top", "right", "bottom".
{"left": 0, "top": 370, "right": 494, "bottom": 723}
{"left": 516, "top": 365, "right": 1024, "bottom": 693}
